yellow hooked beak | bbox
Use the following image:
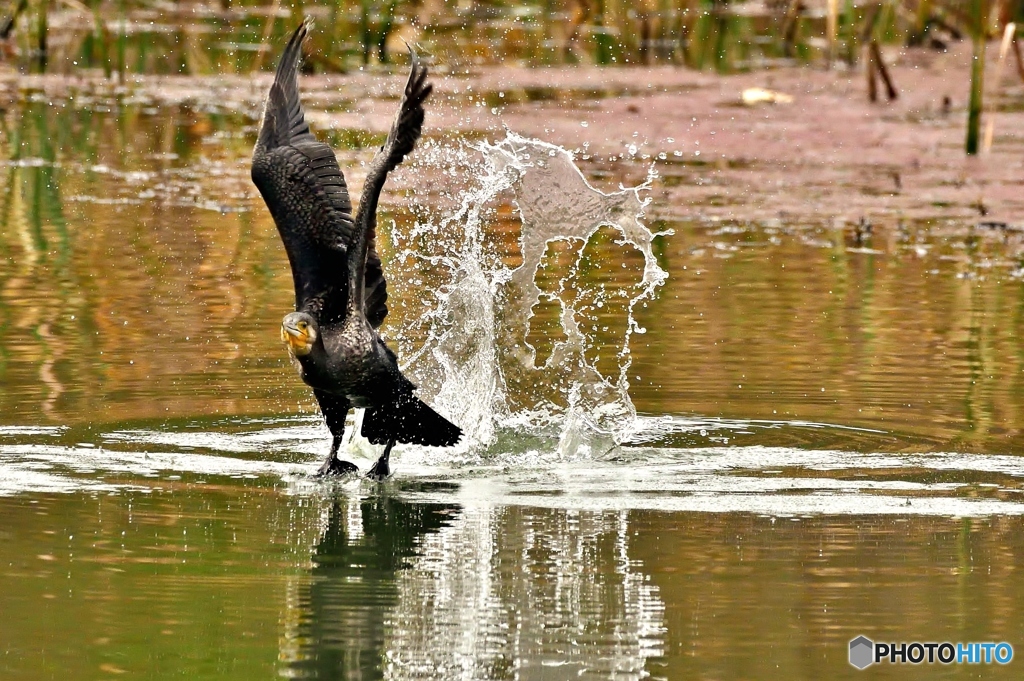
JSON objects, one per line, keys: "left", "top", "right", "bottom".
{"left": 281, "top": 320, "right": 313, "bottom": 356}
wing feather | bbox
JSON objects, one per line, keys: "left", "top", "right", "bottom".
{"left": 352, "top": 54, "right": 432, "bottom": 329}
{"left": 251, "top": 21, "right": 389, "bottom": 325}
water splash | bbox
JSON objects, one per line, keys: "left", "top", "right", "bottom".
{"left": 392, "top": 131, "right": 670, "bottom": 460}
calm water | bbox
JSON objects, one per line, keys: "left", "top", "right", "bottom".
{"left": 2, "top": 76, "right": 1024, "bottom": 680}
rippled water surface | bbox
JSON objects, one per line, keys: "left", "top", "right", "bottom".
{"left": 3, "top": 76, "right": 1024, "bottom": 680}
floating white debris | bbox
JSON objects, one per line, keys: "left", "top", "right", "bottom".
{"left": 741, "top": 87, "right": 794, "bottom": 106}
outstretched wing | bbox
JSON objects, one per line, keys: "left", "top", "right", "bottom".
{"left": 252, "top": 21, "right": 386, "bottom": 326}
{"left": 352, "top": 54, "right": 433, "bottom": 329}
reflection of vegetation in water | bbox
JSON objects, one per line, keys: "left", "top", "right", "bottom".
{"left": 630, "top": 512, "right": 1024, "bottom": 676}
{"left": 1, "top": 103, "right": 67, "bottom": 257}
{"left": 0, "top": 487, "right": 323, "bottom": 679}
{"left": 0, "top": 101, "right": 70, "bottom": 417}
{"left": 628, "top": 217, "right": 1024, "bottom": 447}
{"left": 0, "top": 95, "right": 307, "bottom": 424}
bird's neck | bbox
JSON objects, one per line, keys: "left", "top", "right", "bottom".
{"left": 292, "top": 336, "right": 329, "bottom": 385}
{"left": 348, "top": 186, "right": 383, "bottom": 317}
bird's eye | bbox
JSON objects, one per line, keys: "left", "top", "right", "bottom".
{"left": 298, "top": 321, "right": 307, "bottom": 330}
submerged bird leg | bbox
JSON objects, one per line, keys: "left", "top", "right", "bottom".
{"left": 316, "top": 434, "right": 359, "bottom": 477}
{"left": 366, "top": 439, "right": 395, "bottom": 482}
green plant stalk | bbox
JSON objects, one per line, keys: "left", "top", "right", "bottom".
{"left": 714, "top": 11, "right": 729, "bottom": 72}
{"left": 118, "top": 0, "right": 127, "bottom": 79}
{"left": 826, "top": 0, "right": 838, "bottom": 65}
{"left": 27, "top": 0, "right": 46, "bottom": 72}
{"left": 594, "top": 0, "right": 613, "bottom": 65}
{"left": 914, "top": 0, "right": 932, "bottom": 44}
{"left": 965, "top": 0, "right": 987, "bottom": 155}
{"left": 360, "top": 0, "right": 372, "bottom": 65}
{"left": 376, "top": 0, "right": 399, "bottom": 64}
{"left": 842, "top": 0, "right": 856, "bottom": 65}
{"left": 36, "top": 0, "right": 46, "bottom": 72}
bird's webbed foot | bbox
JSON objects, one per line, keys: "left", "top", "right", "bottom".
{"left": 315, "top": 434, "right": 359, "bottom": 478}
{"left": 317, "top": 457, "right": 359, "bottom": 477}
{"left": 365, "top": 440, "right": 395, "bottom": 482}
{"left": 366, "top": 457, "right": 390, "bottom": 482}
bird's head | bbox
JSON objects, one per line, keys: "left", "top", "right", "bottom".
{"left": 281, "top": 312, "right": 319, "bottom": 357}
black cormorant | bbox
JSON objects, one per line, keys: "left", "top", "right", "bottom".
{"left": 251, "top": 21, "right": 462, "bottom": 479}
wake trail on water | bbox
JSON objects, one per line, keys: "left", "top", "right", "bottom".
{"left": 384, "top": 131, "right": 670, "bottom": 463}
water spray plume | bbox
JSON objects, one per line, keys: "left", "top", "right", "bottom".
{"left": 393, "top": 131, "right": 670, "bottom": 463}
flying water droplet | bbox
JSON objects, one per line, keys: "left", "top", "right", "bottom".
{"left": 391, "top": 132, "right": 670, "bottom": 461}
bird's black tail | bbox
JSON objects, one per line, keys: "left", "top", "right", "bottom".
{"left": 361, "top": 393, "right": 462, "bottom": 447}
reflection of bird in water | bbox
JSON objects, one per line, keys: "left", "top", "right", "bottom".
{"left": 287, "top": 494, "right": 460, "bottom": 679}
{"left": 251, "top": 21, "right": 461, "bottom": 480}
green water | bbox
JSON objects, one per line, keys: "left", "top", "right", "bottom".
{"left": 2, "top": 75, "right": 1024, "bottom": 680}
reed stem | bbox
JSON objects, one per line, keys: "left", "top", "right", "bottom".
{"left": 965, "top": 0, "right": 988, "bottom": 155}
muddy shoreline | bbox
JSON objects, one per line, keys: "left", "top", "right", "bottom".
{"left": 3, "top": 41, "right": 1023, "bottom": 229}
